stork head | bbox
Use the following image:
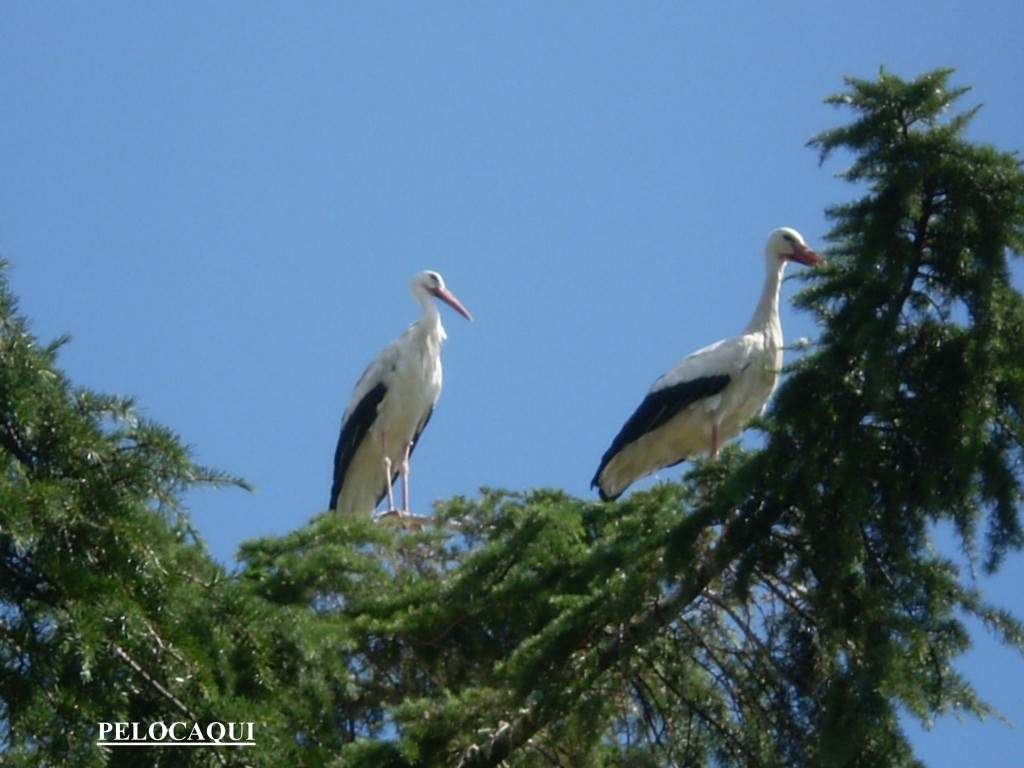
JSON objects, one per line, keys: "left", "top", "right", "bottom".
{"left": 766, "top": 227, "right": 822, "bottom": 270}
{"left": 410, "top": 270, "right": 473, "bottom": 321}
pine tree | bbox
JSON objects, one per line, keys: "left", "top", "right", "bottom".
{"left": 0, "top": 266, "right": 270, "bottom": 767}
{"left": 238, "top": 67, "right": 1024, "bottom": 767}
{"left": 3, "top": 66, "right": 1023, "bottom": 768}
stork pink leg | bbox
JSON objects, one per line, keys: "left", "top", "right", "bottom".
{"left": 400, "top": 441, "right": 413, "bottom": 515}
{"left": 710, "top": 423, "right": 720, "bottom": 459}
{"left": 380, "top": 430, "right": 400, "bottom": 513}
{"left": 382, "top": 455, "right": 398, "bottom": 512}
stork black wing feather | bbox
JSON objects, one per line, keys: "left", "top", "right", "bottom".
{"left": 591, "top": 374, "right": 730, "bottom": 492}
{"left": 329, "top": 381, "right": 387, "bottom": 510}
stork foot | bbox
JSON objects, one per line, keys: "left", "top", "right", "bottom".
{"left": 373, "top": 508, "right": 432, "bottom": 529}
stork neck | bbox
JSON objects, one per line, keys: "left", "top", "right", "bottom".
{"left": 415, "top": 292, "right": 446, "bottom": 342}
{"left": 744, "top": 260, "right": 785, "bottom": 335}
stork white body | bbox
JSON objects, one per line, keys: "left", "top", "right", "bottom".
{"left": 592, "top": 228, "right": 822, "bottom": 501}
{"left": 330, "top": 270, "right": 472, "bottom": 515}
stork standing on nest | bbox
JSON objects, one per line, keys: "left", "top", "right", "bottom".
{"left": 330, "top": 270, "right": 472, "bottom": 516}
{"left": 591, "top": 227, "right": 822, "bottom": 501}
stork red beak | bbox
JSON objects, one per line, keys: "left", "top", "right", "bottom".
{"left": 433, "top": 286, "right": 473, "bottom": 322}
{"left": 789, "top": 244, "right": 823, "bottom": 267}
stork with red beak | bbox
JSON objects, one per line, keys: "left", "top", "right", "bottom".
{"left": 592, "top": 227, "right": 822, "bottom": 501}
{"left": 330, "top": 270, "right": 472, "bottom": 516}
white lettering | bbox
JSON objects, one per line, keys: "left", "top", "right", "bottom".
{"left": 97, "top": 719, "right": 256, "bottom": 745}
{"left": 206, "top": 722, "right": 225, "bottom": 743}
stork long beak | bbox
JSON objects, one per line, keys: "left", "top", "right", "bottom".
{"left": 789, "top": 244, "right": 823, "bottom": 267}
{"left": 433, "top": 286, "right": 474, "bottom": 322}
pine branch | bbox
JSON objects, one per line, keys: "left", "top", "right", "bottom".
{"left": 0, "top": 417, "right": 34, "bottom": 470}
{"left": 456, "top": 502, "right": 783, "bottom": 768}
{"left": 111, "top": 643, "right": 231, "bottom": 768}
{"left": 111, "top": 643, "right": 195, "bottom": 720}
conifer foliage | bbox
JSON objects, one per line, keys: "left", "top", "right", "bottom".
{"left": 0, "top": 271, "right": 262, "bottom": 766}
{"left": 2, "top": 68, "right": 1023, "bottom": 767}
{"left": 240, "top": 68, "right": 1024, "bottom": 767}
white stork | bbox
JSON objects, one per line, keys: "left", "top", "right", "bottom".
{"left": 330, "top": 270, "right": 472, "bottom": 516}
{"left": 591, "top": 227, "right": 822, "bottom": 501}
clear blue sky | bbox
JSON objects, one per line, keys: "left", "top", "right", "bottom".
{"left": 2, "top": 2, "right": 1022, "bottom": 764}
